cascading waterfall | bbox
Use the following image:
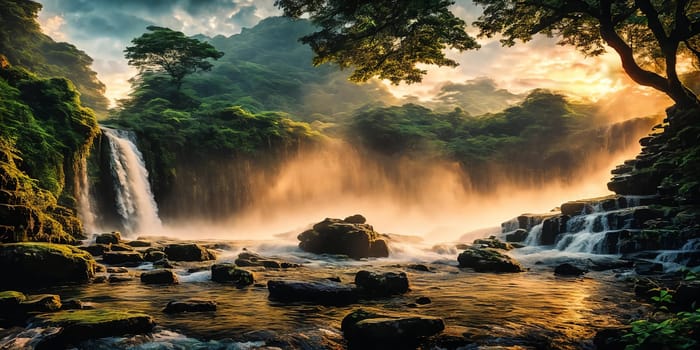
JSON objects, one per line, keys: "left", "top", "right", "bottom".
{"left": 76, "top": 156, "right": 98, "bottom": 233}
{"left": 102, "top": 127, "right": 162, "bottom": 235}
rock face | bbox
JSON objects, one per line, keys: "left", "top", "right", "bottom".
{"left": 0, "top": 243, "right": 96, "bottom": 288}
{"left": 297, "top": 217, "right": 389, "bottom": 259}
{"left": 457, "top": 248, "right": 524, "bottom": 273}
{"left": 211, "top": 263, "right": 255, "bottom": 286}
{"left": 163, "top": 243, "right": 216, "bottom": 261}
{"left": 33, "top": 309, "right": 155, "bottom": 349}
{"left": 140, "top": 269, "right": 179, "bottom": 284}
{"left": 355, "top": 271, "right": 409, "bottom": 297}
{"left": 163, "top": 299, "right": 216, "bottom": 313}
{"left": 267, "top": 280, "right": 358, "bottom": 305}
{"left": 341, "top": 309, "right": 445, "bottom": 348}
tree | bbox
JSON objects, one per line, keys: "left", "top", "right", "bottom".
{"left": 276, "top": 0, "right": 700, "bottom": 108}
{"left": 125, "top": 26, "right": 224, "bottom": 90}
{"left": 274, "top": 0, "right": 478, "bottom": 84}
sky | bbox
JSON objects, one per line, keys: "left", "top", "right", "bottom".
{"left": 35, "top": 0, "right": 656, "bottom": 107}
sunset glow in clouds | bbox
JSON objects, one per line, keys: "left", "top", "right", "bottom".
{"left": 36, "top": 0, "right": 663, "bottom": 108}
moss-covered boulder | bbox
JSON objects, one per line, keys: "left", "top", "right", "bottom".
{"left": 298, "top": 217, "right": 390, "bottom": 259}
{"left": 267, "top": 279, "right": 358, "bottom": 305}
{"left": 33, "top": 309, "right": 156, "bottom": 349}
{"left": 457, "top": 247, "right": 524, "bottom": 273}
{"left": 0, "top": 243, "right": 96, "bottom": 288}
{"left": 211, "top": 263, "right": 255, "bottom": 286}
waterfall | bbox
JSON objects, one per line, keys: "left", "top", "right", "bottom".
{"left": 76, "top": 156, "right": 98, "bottom": 233}
{"left": 102, "top": 128, "right": 162, "bottom": 235}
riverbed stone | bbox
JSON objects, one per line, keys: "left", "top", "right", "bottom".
{"left": 95, "top": 232, "right": 121, "bottom": 245}
{"left": 108, "top": 274, "right": 134, "bottom": 283}
{"left": 144, "top": 249, "right": 166, "bottom": 262}
{"left": 457, "top": 248, "right": 524, "bottom": 273}
{"left": 473, "top": 236, "right": 513, "bottom": 250}
{"left": 298, "top": 217, "right": 390, "bottom": 259}
{"left": 126, "top": 240, "right": 152, "bottom": 247}
{"left": 102, "top": 251, "right": 144, "bottom": 265}
{"left": 554, "top": 263, "right": 587, "bottom": 276}
{"left": 0, "top": 243, "right": 96, "bottom": 288}
{"left": 109, "top": 243, "right": 135, "bottom": 252}
{"left": 140, "top": 269, "right": 179, "bottom": 284}
{"left": 211, "top": 263, "right": 255, "bottom": 286}
{"left": 267, "top": 280, "right": 358, "bottom": 305}
{"left": 33, "top": 309, "right": 155, "bottom": 349}
{"left": 355, "top": 270, "right": 409, "bottom": 297}
{"left": 234, "top": 251, "right": 300, "bottom": 269}
{"left": 163, "top": 299, "right": 217, "bottom": 313}
{"left": 20, "top": 294, "right": 62, "bottom": 312}
{"left": 341, "top": 309, "right": 445, "bottom": 348}
{"left": 80, "top": 244, "right": 110, "bottom": 257}
{"left": 163, "top": 243, "right": 216, "bottom": 261}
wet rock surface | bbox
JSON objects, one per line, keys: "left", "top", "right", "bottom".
{"left": 267, "top": 279, "right": 358, "bottom": 305}
{"left": 341, "top": 309, "right": 445, "bottom": 348}
{"left": 297, "top": 216, "right": 390, "bottom": 259}
{"left": 457, "top": 248, "right": 524, "bottom": 273}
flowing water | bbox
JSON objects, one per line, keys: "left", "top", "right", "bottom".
{"left": 102, "top": 128, "right": 163, "bottom": 235}
{"left": 9, "top": 243, "right": 645, "bottom": 350}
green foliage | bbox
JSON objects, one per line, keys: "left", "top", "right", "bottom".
{"left": 0, "top": 62, "right": 98, "bottom": 242}
{"left": 473, "top": 0, "right": 699, "bottom": 107}
{"left": 275, "top": 0, "right": 478, "bottom": 84}
{"left": 651, "top": 288, "right": 675, "bottom": 311}
{"left": 622, "top": 309, "right": 700, "bottom": 350}
{"left": 125, "top": 26, "right": 224, "bottom": 90}
{"left": 0, "top": 0, "right": 109, "bottom": 116}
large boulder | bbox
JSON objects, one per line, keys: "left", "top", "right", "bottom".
{"left": 457, "top": 248, "right": 524, "bottom": 273}
{"left": 33, "top": 309, "right": 155, "bottom": 349}
{"left": 0, "top": 243, "right": 96, "bottom": 288}
{"left": 298, "top": 217, "right": 389, "bottom": 259}
{"left": 355, "top": 271, "right": 409, "bottom": 297}
{"left": 554, "top": 263, "right": 587, "bottom": 276}
{"left": 211, "top": 263, "right": 255, "bottom": 286}
{"left": 267, "top": 280, "right": 358, "bottom": 305}
{"left": 341, "top": 309, "right": 445, "bottom": 348}
{"left": 140, "top": 269, "right": 179, "bottom": 284}
{"left": 163, "top": 243, "right": 216, "bottom": 261}
{"left": 473, "top": 236, "right": 513, "bottom": 250}
{"left": 504, "top": 229, "right": 528, "bottom": 243}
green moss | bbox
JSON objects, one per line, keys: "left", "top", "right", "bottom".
{"left": 40, "top": 309, "right": 150, "bottom": 325}
{"left": 4, "top": 242, "right": 93, "bottom": 261}
{"left": 0, "top": 290, "right": 26, "bottom": 304}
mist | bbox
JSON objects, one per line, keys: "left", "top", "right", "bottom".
{"left": 151, "top": 131, "right": 647, "bottom": 245}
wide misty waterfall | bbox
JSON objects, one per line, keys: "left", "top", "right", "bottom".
{"left": 102, "top": 128, "right": 162, "bottom": 235}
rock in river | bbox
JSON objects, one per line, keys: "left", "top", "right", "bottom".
{"left": 297, "top": 217, "right": 389, "bottom": 259}
{"left": 457, "top": 247, "right": 524, "bottom": 273}
{"left": 163, "top": 299, "right": 217, "bottom": 313}
{"left": 140, "top": 269, "right": 179, "bottom": 284}
{"left": 163, "top": 243, "right": 216, "bottom": 261}
{"left": 102, "top": 251, "right": 144, "bottom": 266}
{"left": 211, "top": 263, "right": 255, "bottom": 286}
{"left": 0, "top": 243, "right": 96, "bottom": 288}
{"left": 355, "top": 270, "right": 409, "bottom": 297}
{"left": 32, "top": 309, "right": 155, "bottom": 349}
{"left": 341, "top": 309, "right": 445, "bottom": 348}
{"left": 267, "top": 280, "right": 358, "bottom": 305}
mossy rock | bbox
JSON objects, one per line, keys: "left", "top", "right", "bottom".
{"left": 0, "top": 243, "right": 96, "bottom": 288}
{"left": 33, "top": 309, "right": 155, "bottom": 349}
{"left": 457, "top": 247, "right": 524, "bottom": 273}
{"left": 0, "top": 291, "right": 27, "bottom": 308}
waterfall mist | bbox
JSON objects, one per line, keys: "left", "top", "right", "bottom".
{"left": 158, "top": 131, "right": 647, "bottom": 244}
